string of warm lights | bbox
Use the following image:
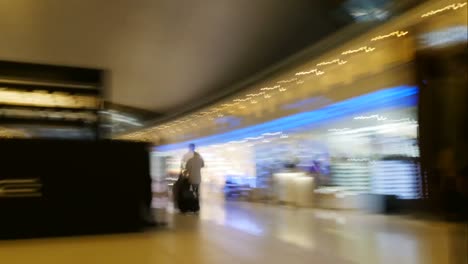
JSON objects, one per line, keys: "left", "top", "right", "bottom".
{"left": 341, "top": 46, "right": 375, "bottom": 55}
{"left": 221, "top": 102, "right": 239, "bottom": 107}
{"left": 233, "top": 98, "right": 252, "bottom": 102}
{"left": 421, "top": 2, "right": 467, "bottom": 18}
{"left": 260, "top": 85, "right": 280, "bottom": 91}
{"left": 316, "top": 59, "right": 348, "bottom": 66}
{"left": 371, "top": 31, "right": 409, "bottom": 41}
{"left": 295, "top": 69, "right": 324, "bottom": 76}
{"left": 277, "top": 78, "right": 297, "bottom": 84}
{"left": 246, "top": 92, "right": 265, "bottom": 97}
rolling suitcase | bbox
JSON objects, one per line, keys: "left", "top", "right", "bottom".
{"left": 172, "top": 175, "right": 183, "bottom": 209}
{"left": 177, "top": 177, "right": 199, "bottom": 213}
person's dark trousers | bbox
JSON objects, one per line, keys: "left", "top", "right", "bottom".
{"left": 191, "top": 184, "right": 200, "bottom": 211}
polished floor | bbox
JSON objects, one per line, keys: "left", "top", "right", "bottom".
{"left": 0, "top": 200, "right": 466, "bottom": 264}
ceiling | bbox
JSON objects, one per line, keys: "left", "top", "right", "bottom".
{"left": 0, "top": 0, "right": 352, "bottom": 116}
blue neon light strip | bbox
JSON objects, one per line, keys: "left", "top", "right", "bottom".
{"left": 156, "top": 86, "right": 418, "bottom": 152}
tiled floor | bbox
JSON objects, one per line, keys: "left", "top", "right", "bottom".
{"left": 0, "top": 200, "right": 466, "bottom": 264}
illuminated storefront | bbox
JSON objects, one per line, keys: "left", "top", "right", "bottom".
{"left": 156, "top": 86, "right": 421, "bottom": 200}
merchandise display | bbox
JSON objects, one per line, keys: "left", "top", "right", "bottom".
{"left": 371, "top": 159, "right": 421, "bottom": 199}
{"left": 330, "top": 161, "right": 370, "bottom": 193}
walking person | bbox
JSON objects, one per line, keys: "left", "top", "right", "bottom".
{"left": 181, "top": 143, "right": 204, "bottom": 212}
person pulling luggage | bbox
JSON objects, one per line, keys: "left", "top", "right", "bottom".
{"left": 180, "top": 143, "right": 204, "bottom": 213}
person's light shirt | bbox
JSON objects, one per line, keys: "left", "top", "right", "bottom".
{"left": 184, "top": 152, "right": 204, "bottom": 184}
{"left": 181, "top": 151, "right": 194, "bottom": 169}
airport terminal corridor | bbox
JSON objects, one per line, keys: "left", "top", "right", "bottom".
{"left": 0, "top": 1, "right": 467, "bottom": 263}
{"left": 1, "top": 201, "right": 465, "bottom": 264}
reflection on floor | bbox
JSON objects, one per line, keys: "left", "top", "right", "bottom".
{"left": 0, "top": 201, "right": 466, "bottom": 264}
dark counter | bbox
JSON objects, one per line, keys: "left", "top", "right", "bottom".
{"left": 0, "top": 139, "right": 151, "bottom": 239}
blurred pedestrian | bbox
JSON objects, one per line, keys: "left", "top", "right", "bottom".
{"left": 181, "top": 143, "right": 204, "bottom": 211}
